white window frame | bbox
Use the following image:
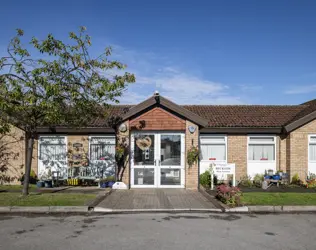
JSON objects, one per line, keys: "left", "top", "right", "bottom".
{"left": 38, "top": 135, "right": 68, "bottom": 161}
{"left": 199, "top": 135, "right": 227, "bottom": 162}
{"left": 308, "top": 134, "right": 316, "bottom": 163}
{"left": 37, "top": 135, "right": 68, "bottom": 179}
{"left": 88, "top": 135, "right": 116, "bottom": 161}
{"left": 247, "top": 135, "right": 276, "bottom": 162}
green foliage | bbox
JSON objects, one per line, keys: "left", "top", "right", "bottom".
{"left": 253, "top": 174, "right": 264, "bottom": 187}
{"left": 307, "top": 179, "right": 316, "bottom": 188}
{"left": 187, "top": 146, "right": 199, "bottom": 168}
{"left": 0, "top": 27, "right": 135, "bottom": 194}
{"left": 291, "top": 173, "right": 301, "bottom": 185}
{"left": 238, "top": 175, "right": 253, "bottom": 188}
{"left": 200, "top": 171, "right": 211, "bottom": 187}
{"left": 0, "top": 27, "right": 135, "bottom": 134}
{"left": 30, "top": 169, "right": 37, "bottom": 179}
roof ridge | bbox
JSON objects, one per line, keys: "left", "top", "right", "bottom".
{"left": 182, "top": 104, "right": 306, "bottom": 107}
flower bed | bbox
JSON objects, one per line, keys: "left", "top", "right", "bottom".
{"left": 216, "top": 184, "right": 242, "bottom": 207}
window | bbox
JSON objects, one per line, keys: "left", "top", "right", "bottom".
{"left": 248, "top": 136, "right": 275, "bottom": 161}
{"left": 309, "top": 135, "right": 316, "bottom": 162}
{"left": 89, "top": 136, "right": 115, "bottom": 161}
{"left": 200, "top": 136, "right": 226, "bottom": 161}
{"left": 39, "top": 136, "right": 66, "bottom": 161}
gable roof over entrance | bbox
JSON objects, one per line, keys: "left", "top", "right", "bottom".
{"left": 121, "top": 92, "right": 209, "bottom": 127}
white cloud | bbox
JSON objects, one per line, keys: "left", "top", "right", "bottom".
{"left": 285, "top": 84, "right": 316, "bottom": 94}
{"left": 107, "top": 45, "right": 246, "bottom": 104}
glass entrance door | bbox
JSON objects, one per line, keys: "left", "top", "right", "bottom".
{"left": 131, "top": 132, "right": 185, "bottom": 188}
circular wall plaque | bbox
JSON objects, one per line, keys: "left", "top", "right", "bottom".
{"left": 188, "top": 125, "right": 196, "bottom": 134}
{"left": 119, "top": 123, "right": 127, "bottom": 132}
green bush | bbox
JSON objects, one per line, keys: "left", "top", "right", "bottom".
{"left": 238, "top": 175, "right": 253, "bottom": 187}
{"left": 291, "top": 173, "right": 301, "bottom": 185}
{"left": 200, "top": 171, "right": 211, "bottom": 187}
{"left": 253, "top": 174, "right": 264, "bottom": 187}
{"left": 30, "top": 170, "right": 37, "bottom": 179}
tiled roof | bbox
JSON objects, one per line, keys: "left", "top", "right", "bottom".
{"left": 183, "top": 105, "right": 307, "bottom": 128}
{"left": 89, "top": 103, "right": 316, "bottom": 128}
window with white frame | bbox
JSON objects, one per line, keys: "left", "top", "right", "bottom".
{"left": 89, "top": 136, "right": 115, "bottom": 161}
{"left": 309, "top": 135, "right": 316, "bottom": 162}
{"left": 248, "top": 136, "right": 275, "bottom": 161}
{"left": 39, "top": 136, "right": 66, "bottom": 161}
{"left": 200, "top": 136, "right": 227, "bottom": 161}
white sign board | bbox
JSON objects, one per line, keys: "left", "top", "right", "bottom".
{"left": 210, "top": 163, "right": 236, "bottom": 188}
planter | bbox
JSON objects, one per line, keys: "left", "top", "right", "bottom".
{"left": 100, "top": 182, "right": 108, "bottom": 188}
{"left": 268, "top": 170, "right": 274, "bottom": 176}
{"left": 44, "top": 180, "right": 53, "bottom": 188}
{"left": 272, "top": 175, "right": 281, "bottom": 180}
{"left": 36, "top": 181, "right": 45, "bottom": 188}
{"left": 264, "top": 175, "right": 271, "bottom": 180}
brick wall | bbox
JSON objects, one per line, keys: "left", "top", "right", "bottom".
{"left": 287, "top": 119, "right": 316, "bottom": 180}
{"left": 227, "top": 135, "right": 247, "bottom": 180}
{"left": 0, "top": 127, "right": 26, "bottom": 184}
{"left": 185, "top": 120, "right": 199, "bottom": 189}
{"left": 130, "top": 107, "right": 186, "bottom": 131}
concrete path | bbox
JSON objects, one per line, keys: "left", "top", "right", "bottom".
{"left": 97, "top": 189, "right": 221, "bottom": 210}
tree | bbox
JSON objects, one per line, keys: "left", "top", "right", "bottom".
{"left": 0, "top": 27, "right": 135, "bottom": 195}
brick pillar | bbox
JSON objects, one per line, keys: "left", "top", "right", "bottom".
{"left": 117, "top": 121, "right": 130, "bottom": 186}
{"left": 185, "top": 120, "right": 199, "bottom": 189}
{"left": 227, "top": 135, "right": 247, "bottom": 180}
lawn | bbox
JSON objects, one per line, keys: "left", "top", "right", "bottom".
{"left": 242, "top": 192, "right": 316, "bottom": 206}
{"left": 0, "top": 184, "right": 37, "bottom": 192}
{"left": 0, "top": 193, "right": 97, "bottom": 206}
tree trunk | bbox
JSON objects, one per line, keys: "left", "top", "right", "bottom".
{"left": 22, "top": 136, "right": 34, "bottom": 196}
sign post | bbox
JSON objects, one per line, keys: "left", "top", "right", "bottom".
{"left": 210, "top": 163, "right": 236, "bottom": 189}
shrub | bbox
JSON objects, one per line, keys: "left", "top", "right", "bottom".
{"left": 20, "top": 171, "right": 38, "bottom": 184}
{"left": 200, "top": 171, "right": 211, "bottom": 187}
{"left": 307, "top": 179, "right": 316, "bottom": 188}
{"left": 216, "top": 184, "right": 242, "bottom": 207}
{"left": 291, "top": 173, "right": 301, "bottom": 185}
{"left": 253, "top": 174, "right": 264, "bottom": 187}
{"left": 238, "top": 175, "right": 253, "bottom": 187}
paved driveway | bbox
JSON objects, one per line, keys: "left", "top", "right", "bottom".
{"left": 97, "top": 189, "right": 221, "bottom": 210}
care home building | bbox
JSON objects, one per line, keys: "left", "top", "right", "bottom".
{"left": 4, "top": 92, "right": 316, "bottom": 189}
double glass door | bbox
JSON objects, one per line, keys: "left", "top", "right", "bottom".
{"left": 131, "top": 132, "right": 185, "bottom": 188}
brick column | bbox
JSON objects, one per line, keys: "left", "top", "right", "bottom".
{"left": 185, "top": 120, "right": 199, "bottom": 189}
{"left": 116, "top": 121, "right": 130, "bottom": 186}
{"left": 227, "top": 135, "right": 247, "bottom": 180}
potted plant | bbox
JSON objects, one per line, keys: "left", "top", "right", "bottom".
{"left": 44, "top": 169, "right": 53, "bottom": 188}
{"left": 267, "top": 169, "right": 274, "bottom": 176}
{"left": 187, "top": 146, "right": 199, "bottom": 168}
{"left": 264, "top": 170, "right": 271, "bottom": 180}
{"left": 276, "top": 170, "right": 284, "bottom": 177}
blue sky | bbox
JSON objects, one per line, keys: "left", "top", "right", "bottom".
{"left": 1, "top": 0, "right": 316, "bottom": 105}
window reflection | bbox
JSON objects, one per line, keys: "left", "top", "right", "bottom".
{"left": 160, "top": 135, "right": 181, "bottom": 166}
